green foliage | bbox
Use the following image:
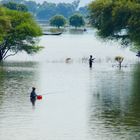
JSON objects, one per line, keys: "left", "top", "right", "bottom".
{"left": 3, "top": 2, "right": 28, "bottom": 12}
{"left": 0, "top": 0, "right": 88, "bottom": 20}
{"left": 24, "top": 1, "right": 37, "bottom": 14}
{"left": 49, "top": 15, "right": 66, "bottom": 28}
{"left": 69, "top": 14, "right": 85, "bottom": 28}
{"left": 35, "top": 0, "right": 88, "bottom": 20}
{"left": 36, "top": 2, "right": 57, "bottom": 20}
{"left": 0, "top": 6, "right": 42, "bottom": 61}
{"left": 36, "top": 1, "right": 78, "bottom": 20}
{"left": 88, "top": 0, "right": 140, "bottom": 49}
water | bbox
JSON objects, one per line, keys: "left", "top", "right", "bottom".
{"left": 0, "top": 30, "right": 140, "bottom": 140}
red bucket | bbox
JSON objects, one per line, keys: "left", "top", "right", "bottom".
{"left": 37, "top": 95, "right": 42, "bottom": 100}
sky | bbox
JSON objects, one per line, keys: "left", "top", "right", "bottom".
{"left": 33, "top": 0, "right": 92, "bottom": 6}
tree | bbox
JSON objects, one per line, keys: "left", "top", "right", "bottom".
{"left": 69, "top": 14, "right": 85, "bottom": 28}
{"left": 3, "top": 2, "right": 28, "bottom": 12}
{"left": 72, "top": 0, "right": 80, "bottom": 10}
{"left": 1, "top": 0, "right": 24, "bottom": 4}
{"left": 36, "top": 1, "right": 78, "bottom": 20}
{"left": 88, "top": 0, "right": 140, "bottom": 49}
{"left": 49, "top": 15, "right": 66, "bottom": 28}
{"left": 0, "top": 7, "right": 42, "bottom": 61}
{"left": 23, "top": 1, "right": 38, "bottom": 14}
{"left": 36, "top": 2, "right": 57, "bottom": 20}
{"left": 0, "top": 0, "right": 86, "bottom": 21}
{"left": 56, "top": 3, "right": 75, "bottom": 18}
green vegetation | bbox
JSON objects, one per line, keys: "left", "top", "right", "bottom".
{"left": 0, "top": 6, "right": 42, "bottom": 61}
{"left": 49, "top": 15, "right": 66, "bottom": 28}
{"left": 3, "top": 2, "right": 28, "bottom": 12}
{"left": 88, "top": 0, "right": 140, "bottom": 49}
{"left": 1, "top": 0, "right": 88, "bottom": 20}
{"left": 69, "top": 14, "right": 85, "bottom": 28}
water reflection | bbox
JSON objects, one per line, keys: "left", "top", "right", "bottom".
{"left": 68, "top": 28, "right": 86, "bottom": 35}
{"left": 88, "top": 64, "right": 140, "bottom": 139}
{"left": 30, "top": 98, "right": 36, "bottom": 106}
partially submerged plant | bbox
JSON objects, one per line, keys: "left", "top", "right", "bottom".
{"left": 115, "top": 56, "right": 124, "bottom": 69}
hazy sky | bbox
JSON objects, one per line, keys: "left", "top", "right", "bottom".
{"left": 33, "top": 0, "right": 92, "bottom": 6}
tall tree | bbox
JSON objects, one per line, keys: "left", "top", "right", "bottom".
{"left": 0, "top": 7, "right": 42, "bottom": 61}
{"left": 36, "top": 1, "right": 79, "bottom": 20}
{"left": 88, "top": 0, "right": 140, "bottom": 49}
{"left": 69, "top": 13, "right": 85, "bottom": 28}
{"left": 49, "top": 15, "right": 66, "bottom": 28}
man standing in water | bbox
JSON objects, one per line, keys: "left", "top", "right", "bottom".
{"left": 30, "top": 87, "right": 37, "bottom": 106}
{"left": 30, "top": 87, "right": 37, "bottom": 99}
{"left": 89, "top": 55, "right": 95, "bottom": 68}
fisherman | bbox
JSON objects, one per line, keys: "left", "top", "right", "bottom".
{"left": 30, "top": 87, "right": 37, "bottom": 106}
{"left": 89, "top": 55, "right": 95, "bottom": 68}
{"left": 30, "top": 87, "right": 37, "bottom": 99}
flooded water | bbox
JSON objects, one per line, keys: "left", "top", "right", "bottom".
{"left": 0, "top": 30, "right": 140, "bottom": 140}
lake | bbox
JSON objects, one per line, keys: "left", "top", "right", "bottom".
{"left": 0, "top": 29, "right": 140, "bottom": 140}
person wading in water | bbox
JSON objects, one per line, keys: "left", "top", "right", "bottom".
{"left": 89, "top": 55, "right": 95, "bottom": 68}
{"left": 30, "top": 87, "right": 37, "bottom": 106}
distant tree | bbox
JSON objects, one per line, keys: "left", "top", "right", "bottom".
{"left": 36, "top": 2, "right": 57, "bottom": 20}
{"left": 0, "top": 7, "right": 42, "bottom": 61}
{"left": 36, "top": 1, "right": 78, "bottom": 20}
{"left": 1, "top": 0, "right": 24, "bottom": 4}
{"left": 72, "top": 0, "right": 80, "bottom": 9}
{"left": 3, "top": 2, "right": 28, "bottom": 12}
{"left": 69, "top": 14, "right": 85, "bottom": 28}
{"left": 1, "top": 0, "right": 87, "bottom": 21}
{"left": 23, "top": 1, "right": 38, "bottom": 14}
{"left": 78, "top": 6, "right": 88, "bottom": 17}
{"left": 49, "top": 15, "right": 66, "bottom": 28}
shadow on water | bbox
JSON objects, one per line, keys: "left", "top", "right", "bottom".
{"left": 88, "top": 64, "right": 140, "bottom": 139}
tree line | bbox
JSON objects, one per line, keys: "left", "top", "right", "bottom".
{"left": 0, "top": 0, "right": 88, "bottom": 20}
{"left": 1, "top": 1, "right": 86, "bottom": 28}
{"left": 49, "top": 14, "right": 85, "bottom": 28}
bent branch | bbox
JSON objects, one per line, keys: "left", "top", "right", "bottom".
{"left": 3, "top": 50, "right": 18, "bottom": 60}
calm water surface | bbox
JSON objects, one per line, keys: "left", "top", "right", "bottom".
{"left": 0, "top": 31, "right": 140, "bottom": 140}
